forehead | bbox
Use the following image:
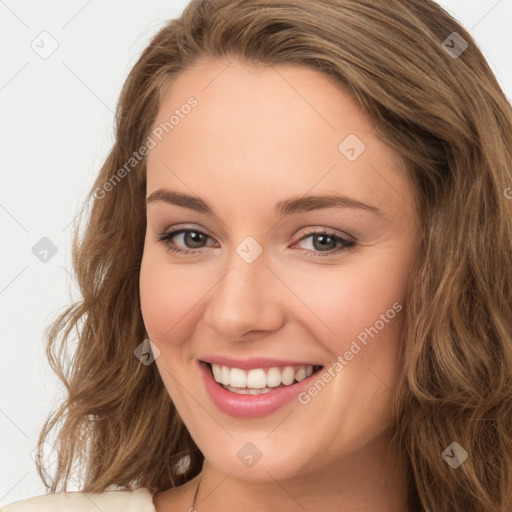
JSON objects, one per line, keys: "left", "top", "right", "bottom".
{"left": 151, "top": 56, "right": 367, "bottom": 150}
{"left": 146, "top": 57, "right": 413, "bottom": 221}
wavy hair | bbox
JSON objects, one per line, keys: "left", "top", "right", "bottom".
{"left": 36, "top": 0, "right": 512, "bottom": 510}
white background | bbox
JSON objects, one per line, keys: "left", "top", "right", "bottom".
{"left": 1, "top": 0, "right": 511, "bottom": 506}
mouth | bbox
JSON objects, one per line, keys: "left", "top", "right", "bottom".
{"left": 201, "top": 360, "right": 324, "bottom": 395}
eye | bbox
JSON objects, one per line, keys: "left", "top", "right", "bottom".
{"left": 294, "top": 230, "right": 356, "bottom": 257}
{"left": 155, "top": 228, "right": 356, "bottom": 257}
{"left": 156, "top": 228, "right": 216, "bottom": 255}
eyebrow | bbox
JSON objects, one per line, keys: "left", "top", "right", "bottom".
{"left": 146, "top": 188, "right": 385, "bottom": 218}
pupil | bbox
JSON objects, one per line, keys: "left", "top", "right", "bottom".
{"left": 186, "top": 231, "right": 204, "bottom": 248}
{"left": 314, "top": 234, "right": 335, "bottom": 251}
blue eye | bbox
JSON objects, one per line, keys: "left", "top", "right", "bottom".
{"left": 155, "top": 228, "right": 356, "bottom": 257}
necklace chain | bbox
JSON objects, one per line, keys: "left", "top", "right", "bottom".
{"left": 191, "top": 471, "right": 202, "bottom": 511}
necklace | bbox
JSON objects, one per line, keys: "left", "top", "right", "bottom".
{"left": 191, "top": 472, "right": 202, "bottom": 511}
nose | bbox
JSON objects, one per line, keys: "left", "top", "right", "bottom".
{"left": 202, "top": 248, "right": 286, "bottom": 341}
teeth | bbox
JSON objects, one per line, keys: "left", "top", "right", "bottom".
{"left": 266, "top": 367, "right": 282, "bottom": 387}
{"left": 295, "top": 367, "right": 307, "bottom": 382}
{"left": 211, "top": 364, "right": 222, "bottom": 382}
{"left": 230, "top": 368, "right": 246, "bottom": 388}
{"left": 246, "top": 368, "right": 267, "bottom": 389}
{"left": 224, "top": 385, "right": 274, "bottom": 395}
{"left": 210, "top": 363, "right": 319, "bottom": 390}
{"left": 221, "top": 366, "right": 230, "bottom": 386}
{"left": 281, "top": 366, "right": 295, "bottom": 385}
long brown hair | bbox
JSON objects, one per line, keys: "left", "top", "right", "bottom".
{"left": 36, "top": 1, "right": 512, "bottom": 510}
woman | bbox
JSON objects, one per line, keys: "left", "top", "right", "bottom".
{"left": 3, "top": 0, "right": 512, "bottom": 510}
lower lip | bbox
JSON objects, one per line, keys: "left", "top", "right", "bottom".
{"left": 198, "top": 360, "right": 321, "bottom": 418}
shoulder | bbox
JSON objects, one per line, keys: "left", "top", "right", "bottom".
{"left": 0, "top": 487, "right": 155, "bottom": 512}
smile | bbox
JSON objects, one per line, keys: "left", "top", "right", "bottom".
{"left": 208, "top": 363, "right": 322, "bottom": 394}
{"left": 198, "top": 359, "right": 324, "bottom": 417}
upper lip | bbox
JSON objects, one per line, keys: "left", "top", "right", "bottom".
{"left": 199, "top": 355, "right": 323, "bottom": 370}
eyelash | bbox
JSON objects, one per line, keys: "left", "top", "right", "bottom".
{"left": 155, "top": 228, "right": 356, "bottom": 258}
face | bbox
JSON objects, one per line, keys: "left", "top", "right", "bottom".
{"left": 139, "top": 56, "right": 419, "bottom": 483}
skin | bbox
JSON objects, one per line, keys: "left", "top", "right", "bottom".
{"left": 140, "top": 56, "right": 419, "bottom": 512}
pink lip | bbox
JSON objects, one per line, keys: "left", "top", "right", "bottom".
{"left": 198, "top": 360, "right": 322, "bottom": 418}
{"left": 199, "top": 355, "right": 320, "bottom": 370}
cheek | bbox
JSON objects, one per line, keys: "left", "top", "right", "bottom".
{"left": 282, "top": 255, "right": 409, "bottom": 355}
{"left": 139, "top": 251, "right": 199, "bottom": 346}
{"left": 139, "top": 253, "right": 201, "bottom": 409}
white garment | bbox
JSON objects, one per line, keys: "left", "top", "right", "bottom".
{"left": 0, "top": 488, "right": 156, "bottom": 511}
